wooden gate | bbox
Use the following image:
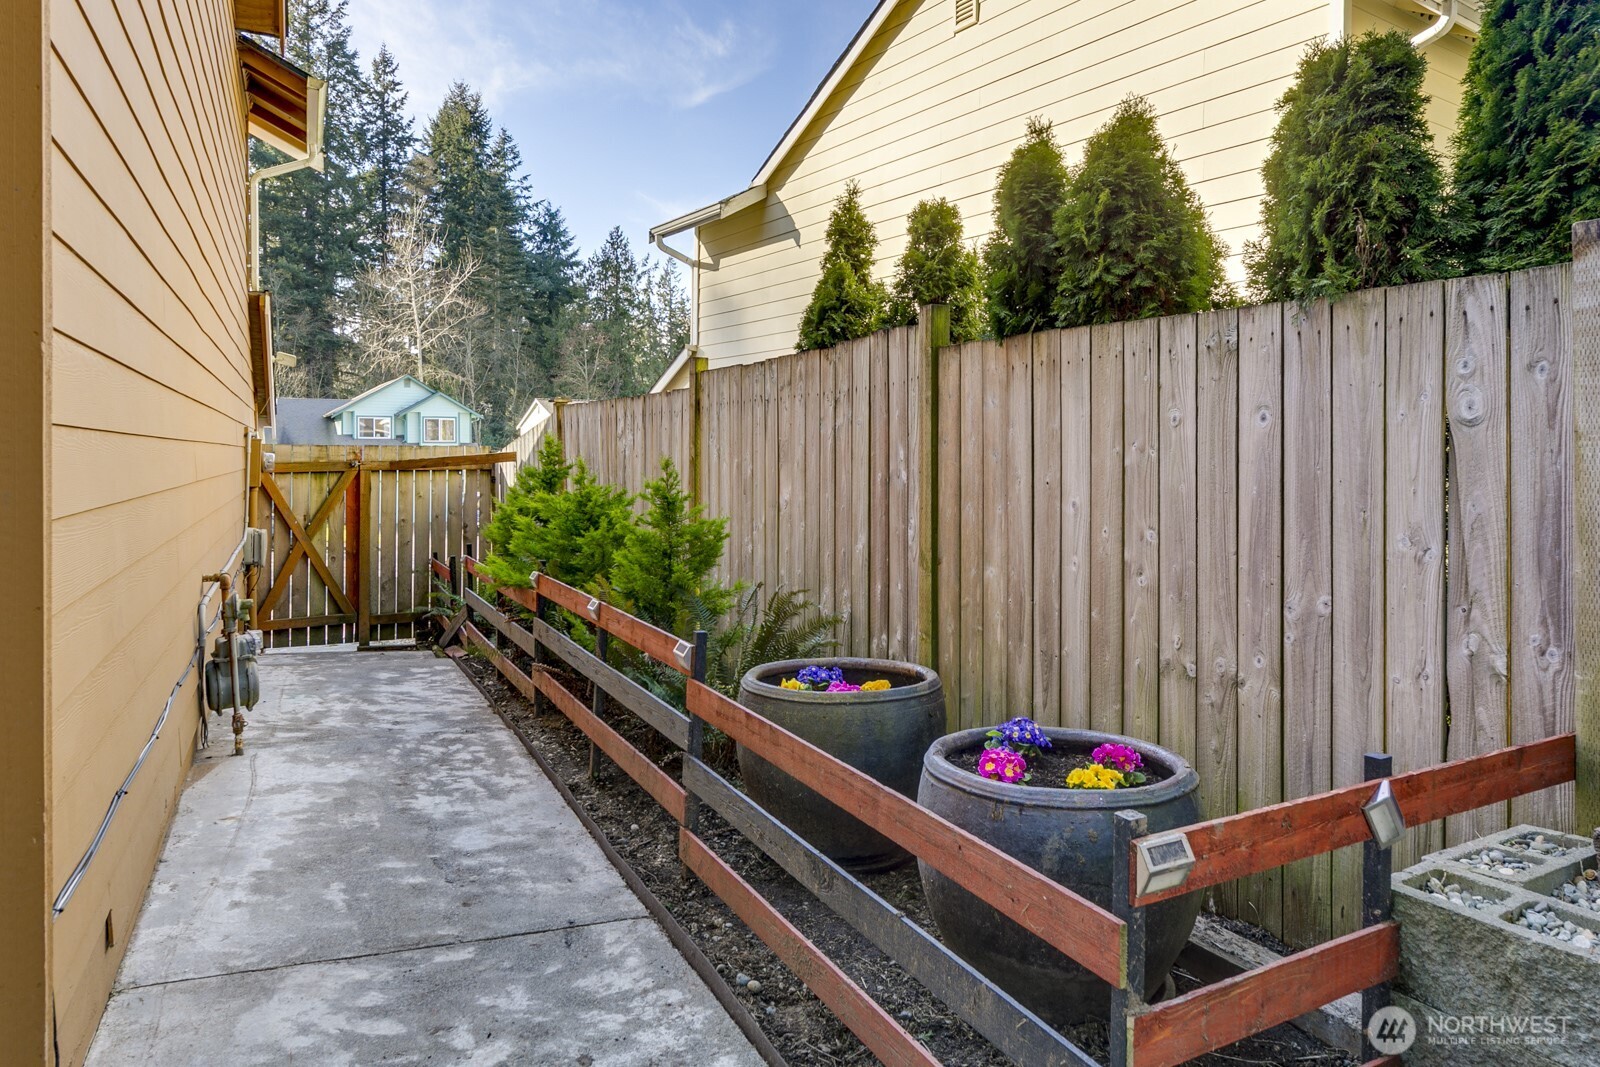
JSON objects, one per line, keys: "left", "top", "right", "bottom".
{"left": 249, "top": 444, "right": 508, "bottom": 647}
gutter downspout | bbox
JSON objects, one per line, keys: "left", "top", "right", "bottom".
{"left": 249, "top": 75, "right": 328, "bottom": 289}
{"left": 1410, "top": 0, "right": 1458, "bottom": 48}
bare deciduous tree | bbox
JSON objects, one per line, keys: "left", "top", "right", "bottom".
{"left": 349, "top": 196, "right": 481, "bottom": 389}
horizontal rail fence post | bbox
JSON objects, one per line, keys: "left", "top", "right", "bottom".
{"left": 1110, "top": 810, "right": 1147, "bottom": 1067}
{"left": 684, "top": 629, "right": 708, "bottom": 839}
{"left": 1360, "top": 753, "right": 1395, "bottom": 1062}
{"left": 590, "top": 625, "right": 609, "bottom": 780}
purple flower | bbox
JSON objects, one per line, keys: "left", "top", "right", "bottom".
{"left": 826, "top": 680, "right": 862, "bottom": 692}
{"left": 1091, "top": 743, "right": 1143, "bottom": 774}
{"left": 796, "top": 665, "right": 844, "bottom": 687}
{"left": 995, "top": 717, "right": 1052, "bottom": 752}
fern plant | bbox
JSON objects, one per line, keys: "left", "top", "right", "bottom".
{"left": 706, "top": 585, "right": 842, "bottom": 696}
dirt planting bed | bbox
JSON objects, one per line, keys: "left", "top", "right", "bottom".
{"left": 448, "top": 641, "right": 1356, "bottom": 1067}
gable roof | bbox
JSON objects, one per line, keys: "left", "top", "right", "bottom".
{"left": 322, "top": 375, "right": 481, "bottom": 420}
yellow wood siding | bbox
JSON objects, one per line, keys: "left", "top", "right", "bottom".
{"left": 46, "top": 0, "right": 252, "bottom": 1060}
{"left": 694, "top": 0, "right": 1471, "bottom": 368}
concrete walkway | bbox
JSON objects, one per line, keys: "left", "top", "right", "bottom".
{"left": 87, "top": 650, "right": 762, "bottom": 1067}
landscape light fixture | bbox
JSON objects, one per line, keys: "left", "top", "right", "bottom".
{"left": 1134, "top": 831, "right": 1196, "bottom": 897}
{"left": 584, "top": 597, "right": 601, "bottom": 622}
{"left": 673, "top": 639, "right": 695, "bottom": 674}
{"left": 528, "top": 571, "right": 541, "bottom": 587}
{"left": 1363, "top": 779, "right": 1406, "bottom": 850}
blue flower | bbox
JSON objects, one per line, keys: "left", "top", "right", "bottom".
{"left": 996, "top": 717, "right": 1052, "bottom": 752}
{"left": 795, "top": 665, "right": 844, "bottom": 688}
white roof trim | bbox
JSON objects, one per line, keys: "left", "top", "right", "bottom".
{"left": 751, "top": 0, "right": 903, "bottom": 187}
{"left": 649, "top": 185, "right": 769, "bottom": 242}
{"left": 649, "top": 347, "right": 695, "bottom": 395}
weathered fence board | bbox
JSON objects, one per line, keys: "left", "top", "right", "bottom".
{"left": 529, "top": 267, "right": 1582, "bottom": 948}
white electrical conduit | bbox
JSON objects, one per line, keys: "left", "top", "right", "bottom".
{"left": 51, "top": 531, "right": 251, "bottom": 917}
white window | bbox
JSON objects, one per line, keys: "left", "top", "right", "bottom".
{"left": 357, "top": 416, "right": 392, "bottom": 439}
{"left": 424, "top": 416, "right": 458, "bottom": 443}
{"left": 955, "top": 0, "right": 978, "bottom": 30}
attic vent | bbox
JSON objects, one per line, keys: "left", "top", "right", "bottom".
{"left": 955, "top": 0, "right": 978, "bottom": 30}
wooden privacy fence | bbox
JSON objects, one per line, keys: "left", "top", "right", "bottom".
{"left": 560, "top": 388, "right": 695, "bottom": 500}
{"left": 250, "top": 444, "right": 507, "bottom": 647}
{"left": 437, "top": 554, "right": 1578, "bottom": 1066}
{"left": 532, "top": 261, "right": 1587, "bottom": 949}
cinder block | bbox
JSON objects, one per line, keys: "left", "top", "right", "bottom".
{"left": 1386, "top": 826, "right": 1598, "bottom": 1067}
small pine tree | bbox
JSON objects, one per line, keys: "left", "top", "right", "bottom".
{"left": 609, "top": 458, "right": 733, "bottom": 633}
{"left": 481, "top": 438, "right": 634, "bottom": 591}
{"left": 983, "top": 117, "right": 1071, "bottom": 338}
{"left": 1245, "top": 32, "right": 1450, "bottom": 301}
{"left": 885, "top": 198, "right": 986, "bottom": 343}
{"left": 1452, "top": 0, "right": 1600, "bottom": 272}
{"left": 1054, "top": 98, "right": 1228, "bottom": 326}
{"left": 797, "top": 182, "right": 887, "bottom": 351}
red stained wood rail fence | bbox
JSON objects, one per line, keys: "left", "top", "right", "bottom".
{"left": 686, "top": 679, "right": 1126, "bottom": 986}
{"left": 1132, "top": 733, "right": 1578, "bottom": 907}
{"left": 441, "top": 554, "right": 1580, "bottom": 1067}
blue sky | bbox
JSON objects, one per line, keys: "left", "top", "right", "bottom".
{"left": 346, "top": 0, "right": 880, "bottom": 259}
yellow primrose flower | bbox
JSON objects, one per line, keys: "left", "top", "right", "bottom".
{"left": 781, "top": 678, "right": 804, "bottom": 690}
{"left": 1065, "top": 764, "right": 1123, "bottom": 790}
{"left": 860, "top": 679, "right": 891, "bottom": 692}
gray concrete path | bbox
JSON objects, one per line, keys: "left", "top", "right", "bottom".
{"left": 87, "top": 650, "right": 762, "bottom": 1067}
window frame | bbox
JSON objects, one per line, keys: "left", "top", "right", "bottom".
{"left": 423, "top": 416, "right": 458, "bottom": 444}
{"left": 356, "top": 415, "right": 392, "bottom": 439}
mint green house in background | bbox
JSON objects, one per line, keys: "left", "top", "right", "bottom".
{"left": 273, "top": 375, "right": 482, "bottom": 447}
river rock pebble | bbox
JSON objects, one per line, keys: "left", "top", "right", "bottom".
{"left": 1552, "top": 869, "right": 1600, "bottom": 913}
{"left": 1460, "top": 847, "right": 1537, "bottom": 876}
{"left": 1515, "top": 901, "right": 1599, "bottom": 952}
{"left": 1501, "top": 832, "right": 1574, "bottom": 858}
{"left": 1423, "top": 876, "right": 1498, "bottom": 911}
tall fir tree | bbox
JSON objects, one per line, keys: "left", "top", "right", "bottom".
{"left": 1452, "top": 0, "right": 1600, "bottom": 272}
{"left": 1053, "top": 97, "right": 1228, "bottom": 326}
{"left": 795, "top": 181, "right": 887, "bottom": 351}
{"left": 1245, "top": 32, "right": 1450, "bottom": 301}
{"left": 983, "top": 118, "right": 1070, "bottom": 338}
{"left": 525, "top": 200, "right": 582, "bottom": 385}
{"left": 352, "top": 44, "right": 415, "bottom": 267}
{"left": 254, "top": 0, "right": 370, "bottom": 394}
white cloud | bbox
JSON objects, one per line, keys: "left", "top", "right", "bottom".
{"left": 346, "top": 0, "right": 773, "bottom": 118}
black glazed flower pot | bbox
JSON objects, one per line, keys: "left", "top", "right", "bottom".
{"left": 917, "top": 727, "right": 1202, "bottom": 1025}
{"left": 736, "top": 657, "right": 945, "bottom": 873}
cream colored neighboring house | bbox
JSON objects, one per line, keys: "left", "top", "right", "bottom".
{"left": 650, "top": 0, "right": 1479, "bottom": 388}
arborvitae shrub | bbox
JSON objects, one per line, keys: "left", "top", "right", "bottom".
{"left": 1452, "top": 0, "right": 1600, "bottom": 272}
{"left": 983, "top": 117, "right": 1070, "bottom": 338}
{"left": 1246, "top": 32, "right": 1450, "bottom": 301}
{"left": 885, "top": 198, "right": 986, "bottom": 342}
{"left": 796, "top": 182, "right": 887, "bottom": 350}
{"left": 1053, "top": 97, "right": 1228, "bottom": 326}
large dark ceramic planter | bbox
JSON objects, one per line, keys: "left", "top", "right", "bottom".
{"left": 917, "top": 727, "right": 1202, "bottom": 1025}
{"left": 737, "top": 658, "right": 945, "bottom": 873}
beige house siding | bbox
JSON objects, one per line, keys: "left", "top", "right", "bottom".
{"left": 45, "top": 0, "right": 253, "bottom": 1061}
{"left": 692, "top": 0, "right": 1472, "bottom": 370}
